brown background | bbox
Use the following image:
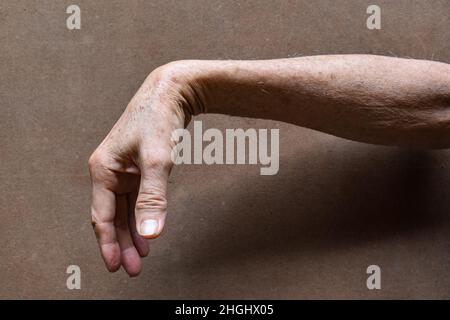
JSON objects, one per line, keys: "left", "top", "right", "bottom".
{"left": 0, "top": 0, "right": 449, "bottom": 299}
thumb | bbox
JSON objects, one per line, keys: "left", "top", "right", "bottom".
{"left": 135, "top": 152, "right": 172, "bottom": 239}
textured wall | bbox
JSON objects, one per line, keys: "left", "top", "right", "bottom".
{"left": 0, "top": 0, "right": 449, "bottom": 299}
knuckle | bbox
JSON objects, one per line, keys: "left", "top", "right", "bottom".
{"left": 88, "top": 150, "right": 111, "bottom": 177}
{"left": 141, "top": 150, "right": 173, "bottom": 171}
{"left": 135, "top": 191, "right": 168, "bottom": 213}
{"left": 148, "top": 60, "right": 188, "bottom": 85}
{"left": 90, "top": 214, "right": 101, "bottom": 238}
{"left": 88, "top": 151, "right": 103, "bottom": 170}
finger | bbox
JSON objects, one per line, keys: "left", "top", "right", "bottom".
{"left": 115, "top": 195, "right": 141, "bottom": 277}
{"left": 128, "top": 191, "right": 150, "bottom": 257}
{"left": 135, "top": 151, "right": 172, "bottom": 239}
{"left": 91, "top": 185, "right": 121, "bottom": 272}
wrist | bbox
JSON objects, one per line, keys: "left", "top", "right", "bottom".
{"left": 147, "top": 60, "right": 214, "bottom": 116}
{"left": 145, "top": 60, "right": 245, "bottom": 119}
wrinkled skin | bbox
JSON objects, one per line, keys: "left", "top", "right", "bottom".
{"left": 89, "top": 56, "right": 450, "bottom": 276}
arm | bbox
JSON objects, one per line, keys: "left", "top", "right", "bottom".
{"left": 88, "top": 55, "right": 450, "bottom": 276}
{"left": 183, "top": 55, "right": 450, "bottom": 148}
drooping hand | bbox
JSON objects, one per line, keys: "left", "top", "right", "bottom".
{"left": 88, "top": 62, "right": 199, "bottom": 276}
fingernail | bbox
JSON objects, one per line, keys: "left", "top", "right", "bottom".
{"left": 141, "top": 219, "right": 159, "bottom": 236}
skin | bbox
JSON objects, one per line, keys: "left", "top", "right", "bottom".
{"left": 88, "top": 55, "right": 450, "bottom": 276}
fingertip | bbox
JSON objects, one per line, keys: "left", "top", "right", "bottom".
{"left": 140, "top": 233, "right": 160, "bottom": 240}
{"left": 106, "top": 263, "right": 121, "bottom": 273}
{"left": 138, "top": 219, "right": 164, "bottom": 239}
{"left": 133, "top": 235, "right": 150, "bottom": 256}
{"left": 128, "top": 201, "right": 150, "bottom": 257}
{"left": 101, "top": 243, "right": 121, "bottom": 272}
{"left": 128, "top": 270, "right": 141, "bottom": 278}
{"left": 121, "top": 247, "right": 142, "bottom": 277}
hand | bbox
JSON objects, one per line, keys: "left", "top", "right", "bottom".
{"left": 88, "top": 62, "right": 199, "bottom": 276}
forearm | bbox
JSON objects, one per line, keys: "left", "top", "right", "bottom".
{"left": 178, "top": 55, "right": 450, "bottom": 148}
